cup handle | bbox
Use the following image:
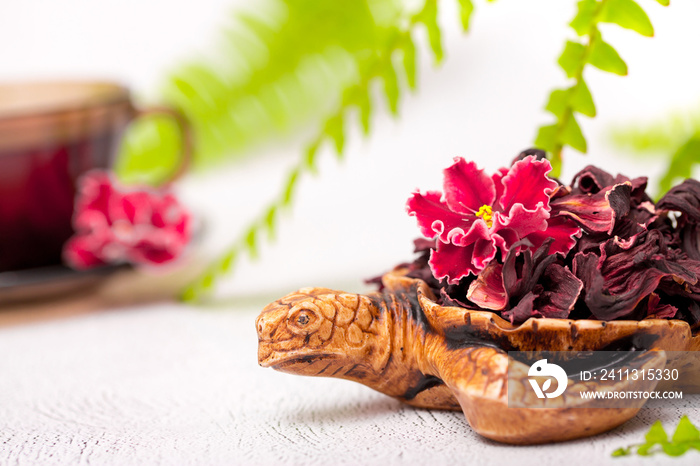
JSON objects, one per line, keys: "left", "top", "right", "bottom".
{"left": 132, "top": 106, "right": 193, "bottom": 185}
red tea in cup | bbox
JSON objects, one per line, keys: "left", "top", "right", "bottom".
{"left": 0, "top": 82, "right": 135, "bottom": 272}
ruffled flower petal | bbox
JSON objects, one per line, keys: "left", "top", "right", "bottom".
{"left": 525, "top": 215, "right": 581, "bottom": 256}
{"left": 443, "top": 157, "right": 496, "bottom": 214}
{"left": 448, "top": 217, "right": 491, "bottom": 247}
{"left": 407, "top": 191, "right": 471, "bottom": 243}
{"left": 151, "top": 194, "right": 189, "bottom": 231}
{"left": 472, "top": 237, "right": 498, "bottom": 270}
{"left": 429, "top": 241, "right": 481, "bottom": 284}
{"left": 498, "top": 156, "right": 557, "bottom": 212}
{"left": 408, "top": 155, "right": 570, "bottom": 283}
{"left": 491, "top": 203, "right": 550, "bottom": 242}
{"left": 491, "top": 167, "right": 509, "bottom": 207}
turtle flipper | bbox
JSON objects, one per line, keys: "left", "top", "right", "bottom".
{"left": 432, "top": 346, "right": 667, "bottom": 444}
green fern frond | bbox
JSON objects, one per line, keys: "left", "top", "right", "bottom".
{"left": 610, "top": 107, "right": 700, "bottom": 195}
{"left": 117, "top": 0, "right": 381, "bottom": 184}
{"left": 610, "top": 107, "right": 700, "bottom": 154}
{"left": 534, "top": 0, "right": 667, "bottom": 177}
{"left": 182, "top": 0, "right": 478, "bottom": 301}
{"left": 658, "top": 137, "right": 700, "bottom": 194}
{"left": 165, "top": 0, "right": 375, "bottom": 164}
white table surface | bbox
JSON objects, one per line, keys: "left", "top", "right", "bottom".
{"left": 1, "top": 300, "right": 698, "bottom": 466}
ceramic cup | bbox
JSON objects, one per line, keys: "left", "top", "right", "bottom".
{"left": 0, "top": 81, "right": 189, "bottom": 272}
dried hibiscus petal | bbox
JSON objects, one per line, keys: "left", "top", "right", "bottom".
{"left": 467, "top": 262, "right": 507, "bottom": 311}
{"left": 551, "top": 182, "right": 632, "bottom": 235}
{"left": 657, "top": 179, "right": 700, "bottom": 223}
{"left": 573, "top": 231, "right": 700, "bottom": 320}
{"left": 500, "top": 239, "right": 582, "bottom": 323}
{"left": 534, "top": 263, "right": 583, "bottom": 319}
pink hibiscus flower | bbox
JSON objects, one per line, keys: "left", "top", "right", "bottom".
{"left": 63, "top": 171, "right": 192, "bottom": 269}
{"left": 407, "top": 156, "right": 580, "bottom": 284}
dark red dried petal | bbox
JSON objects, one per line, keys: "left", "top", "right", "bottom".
{"left": 657, "top": 179, "right": 700, "bottom": 223}
{"left": 502, "top": 238, "right": 557, "bottom": 304}
{"left": 551, "top": 182, "right": 632, "bottom": 234}
{"left": 646, "top": 293, "right": 678, "bottom": 319}
{"left": 571, "top": 165, "right": 648, "bottom": 205}
{"left": 572, "top": 166, "right": 615, "bottom": 195}
{"left": 572, "top": 233, "right": 698, "bottom": 321}
{"left": 681, "top": 224, "right": 700, "bottom": 261}
{"left": 502, "top": 292, "right": 539, "bottom": 324}
{"left": 525, "top": 215, "right": 581, "bottom": 256}
{"left": 534, "top": 263, "right": 583, "bottom": 319}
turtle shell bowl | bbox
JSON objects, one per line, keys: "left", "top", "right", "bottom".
{"left": 256, "top": 269, "right": 700, "bottom": 445}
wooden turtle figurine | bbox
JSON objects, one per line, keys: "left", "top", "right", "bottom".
{"left": 256, "top": 270, "right": 700, "bottom": 445}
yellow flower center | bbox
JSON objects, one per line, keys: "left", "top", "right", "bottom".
{"left": 475, "top": 204, "right": 493, "bottom": 227}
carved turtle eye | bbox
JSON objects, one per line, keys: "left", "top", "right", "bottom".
{"left": 287, "top": 305, "right": 321, "bottom": 334}
{"left": 296, "top": 311, "right": 311, "bottom": 326}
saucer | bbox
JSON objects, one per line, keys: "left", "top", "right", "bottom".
{"left": 0, "top": 264, "right": 125, "bottom": 304}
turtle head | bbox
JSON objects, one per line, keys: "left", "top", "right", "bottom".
{"left": 256, "top": 288, "right": 390, "bottom": 379}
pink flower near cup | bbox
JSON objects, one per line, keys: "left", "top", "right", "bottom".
{"left": 63, "top": 171, "right": 192, "bottom": 269}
